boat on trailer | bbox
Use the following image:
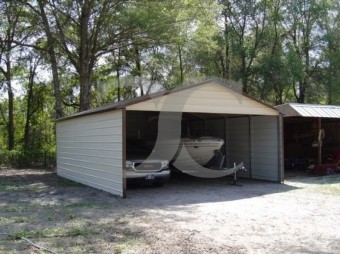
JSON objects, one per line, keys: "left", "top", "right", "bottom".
{"left": 177, "top": 136, "right": 224, "bottom": 166}
{"left": 145, "top": 136, "right": 246, "bottom": 179}
{"left": 147, "top": 136, "right": 224, "bottom": 166}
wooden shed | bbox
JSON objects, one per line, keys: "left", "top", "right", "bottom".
{"left": 56, "top": 80, "right": 283, "bottom": 197}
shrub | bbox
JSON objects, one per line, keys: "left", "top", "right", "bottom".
{"left": 0, "top": 149, "right": 55, "bottom": 168}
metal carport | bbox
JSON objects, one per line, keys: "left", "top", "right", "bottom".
{"left": 56, "top": 80, "right": 283, "bottom": 197}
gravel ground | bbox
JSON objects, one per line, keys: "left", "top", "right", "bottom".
{"left": 0, "top": 168, "right": 340, "bottom": 253}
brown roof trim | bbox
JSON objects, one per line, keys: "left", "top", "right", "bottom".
{"left": 56, "top": 79, "right": 279, "bottom": 122}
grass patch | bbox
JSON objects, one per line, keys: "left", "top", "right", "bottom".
{"left": 57, "top": 178, "right": 84, "bottom": 187}
{"left": 3, "top": 204, "right": 36, "bottom": 213}
{"left": 47, "top": 216, "right": 54, "bottom": 221}
{"left": 0, "top": 180, "right": 47, "bottom": 193}
{"left": 65, "top": 201, "right": 108, "bottom": 209}
{"left": 12, "top": 216, "right": 27, "bottom": 223}
{"left": 67, "top": 214, "right": 76, "bottom": 220}
{"left": 0, "top": 180, "right": 27, "bottom": 192}
{"left": 69, "top": 246, "right": 98, "bottom": 254}
{"left": 3, "top": 206, "right": 21, "bottom": 213}
{"left": 0, "top": 216, "right": 9, "bottom": 222}
{"left": 13, "top": 226, "right": 99, "bottom": 239}
{"left": 112, "top": 236, "right": 142, "bottom": 254}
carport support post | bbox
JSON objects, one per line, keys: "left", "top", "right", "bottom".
{"left": 318, "top": 117, "right": 322, "bottom": 165}
{"left": 122, "top": 108, "right": 127, "bottom": 198}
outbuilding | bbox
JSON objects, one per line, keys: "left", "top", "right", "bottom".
{"left": 276, "top": 103, "right": 340, "bottom": 172}
{"left": 56, "top": 79, "right": 283, "bottom": 197}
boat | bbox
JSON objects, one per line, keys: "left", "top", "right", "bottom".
{"left": 147, "top": 136, "right": 224, "bottom": 166}
{"left": 177, "top": 136, "right": 225, "bottom": 166}
{"left": 173, "top": 137, "right": 246, "bottom": 179}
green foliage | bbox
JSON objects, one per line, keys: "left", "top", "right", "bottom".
{"left": 0, "top": 0, "right": 339, "bottom": 168}
{"left": 0, "top": 149, "right": 55, "bottom": 168}
{"left": 0, "top": 150, "right": 21, "bottom": 167}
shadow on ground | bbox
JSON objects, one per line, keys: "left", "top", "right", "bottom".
{"left": 125, "top": 170, "right": 299, "bottom": 208}
{"left": 0, "top": 168, "right": 301, "bottom": 208}
{"left": 1, "top": 168, "right": 338, "bottom": 254}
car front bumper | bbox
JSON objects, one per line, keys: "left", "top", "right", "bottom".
{"left": 125, "top": 169, "right": 171, "bottom": 182}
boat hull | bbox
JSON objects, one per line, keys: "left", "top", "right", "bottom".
{"left": 146, "top": 137, "right": 225, "bottom": 166}
{"left": 177, "top": 137, "right": 224, "bottom": 166}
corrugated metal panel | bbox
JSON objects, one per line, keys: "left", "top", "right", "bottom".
{"left": 227, "top": 117, "right": 251, "bottom": 178}
{"left": 57, "top": 80, "right": 278, "bottom": 122}
{"left": 276, "top": 103, "right": 340, "bottom": 118}
{"left": 127, "top": 82, "right": 279, "bottom": 116}
{"left": 56, "top": 110, "right": 123, "bottom": 196}
{"left": 251, "top": 116, "right": 280, "bottom": 182}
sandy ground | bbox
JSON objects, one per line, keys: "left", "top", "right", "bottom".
{"left": 0, "top": 168, "right": 340, "bottom": 253}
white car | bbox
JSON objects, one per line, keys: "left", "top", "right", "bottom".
{"left": 126, "top": 140, "right": 170, "bottom": 186}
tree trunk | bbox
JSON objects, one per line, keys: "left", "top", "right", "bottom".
{"left": 295, "top": 81, "right": 306, "bottom": 103}
{"left": 134, "top": 46, "right": 144, "bottom": 96}
{"left": 241, "top": 55, "right": 248, "bottom": 93}
{"left": 218, "top": 51, "right": 226, "bottom": 78}
{"left": 7, "top": 82, "right": 14, "bottom": 151}
{"left": 79, "top": 0, "right": 92, "bottom": 112}
{"left": 117, "top": 69, "right": 121, "bottom": 101}
{"left": 327, "top": 79, "right": 333, "bottom": 104}
{"left": 178, "top": 45, "right": 184, "bottom": 83}
{"left": 37, "top": 0, "right": 63, "bottom": 118}
{"left": 5, "top": 50, "right": 14, "bottom": 150}
{"left": 24, "top": 70, "right": 34, "bottom": 150}
{"left": 23, "top": 59, "right": 39, "bottom": 150}
{"left": 224, "top": 12, "right": 230, "bottom": 79}
{"left": 116, "top": 48, "right": 121, "bottom": 101}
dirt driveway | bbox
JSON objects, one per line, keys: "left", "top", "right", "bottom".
{"left": 1, "top": 168, "right": 340, "bottom": 253}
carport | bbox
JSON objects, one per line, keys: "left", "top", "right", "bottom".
{"left": 276, "top": 103, "right": 340, "bottom": 171}
{"left": 56, "top": 80, "right": 283, "bottom": 197}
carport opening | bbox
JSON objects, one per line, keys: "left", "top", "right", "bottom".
{"left": 125, "top": 110, "right": 253, "bottom": 184}
{"left": 127, "top": 111, "right": 227, "bottom": 140}
{"left": 283, "top": 117, "right": 340, "bottom": 174}
{"left": 126, "top": 111, "right": 228, "bottom": 166}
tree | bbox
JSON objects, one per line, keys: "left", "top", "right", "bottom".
{"left": 284, "top": 0, "right": 325, "bottom": 103}
{"left": 219, "top": 0, "right": 269, "bottom": 93}
{"left": 35, "top": 0, "right": 64, "bottom": 118}
{"left": 22, "top": 54, "right": 42, "bottom": 150}
{"left": 319, "top": 0, "right": 340, "bottom": 104}
{"left": 254, "top": 0, "right": 292, "bottom": 104}
{"left": 0, "top": 2, "right": 27, "bottom": 150}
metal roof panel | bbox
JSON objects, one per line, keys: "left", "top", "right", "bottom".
{"left": 276, "top": 103, "right": 340, "bottom": 118}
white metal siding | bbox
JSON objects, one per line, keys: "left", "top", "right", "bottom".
{"left": 57, "top": 110, "right": 123, "bottom": 196}
{"left": 127, "top": 82, "right": 279, "bottom": 116}
{"left": 251, "top": 116, "right": 280, "bottom": 181}
{"left": 227, "top": 117, "right": 251, "bottom": 178}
